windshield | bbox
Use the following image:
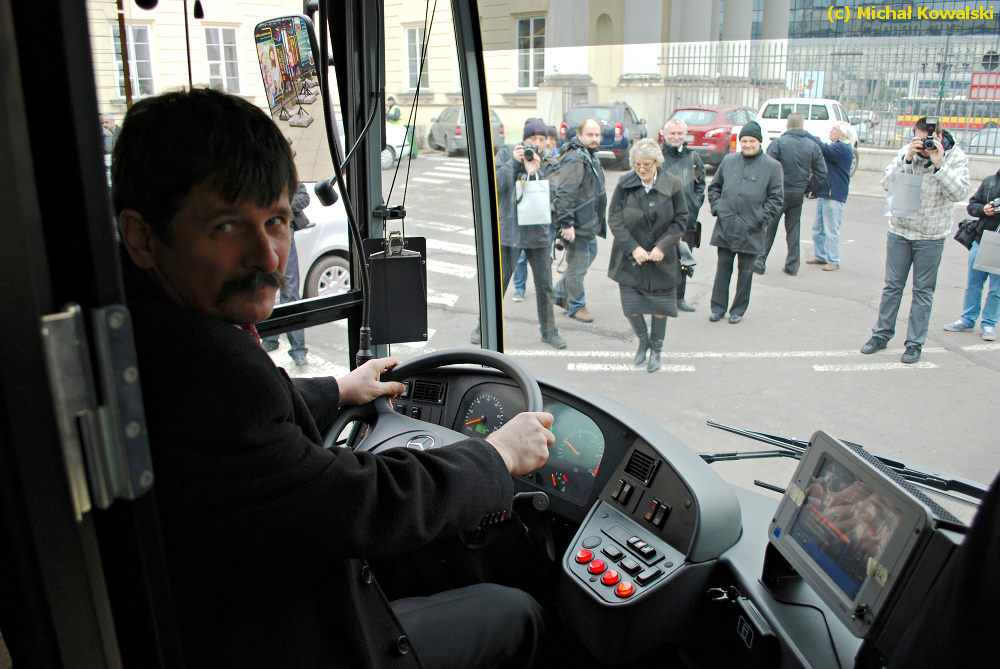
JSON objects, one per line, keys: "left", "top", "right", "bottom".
{"left": 671, "top": 110, "right": 718, "bottom": 126}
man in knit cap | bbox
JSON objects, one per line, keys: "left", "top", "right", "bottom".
{"left": 706, "top": 120, "right": 784, "bottom": 323}
{"left": 472, "top": 117, "right": 566, "bottom": 348}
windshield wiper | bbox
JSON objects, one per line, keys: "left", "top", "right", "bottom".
{"left": 703, "top": 421, "right": 988, "bottom": 504}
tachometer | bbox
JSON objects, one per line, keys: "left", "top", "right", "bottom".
{"left": 553, "top": 428, "right": 605, "bottom": 476}
{"left": 461, "top": 392, "right": 506, "bottom": 437}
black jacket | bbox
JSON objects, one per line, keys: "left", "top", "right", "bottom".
{"left": 765, "top": 128, "right": 827, "bottom": 196}
{"left": 607, "top": 169, "right": 688, "bottom": 291}
{"left": 660, "top": 142, "right": 705, "bottom": 232}
{"left": 967, "top": 169, "right": 1000, "bottom": 245}
{"left": 551, "top": 137, "right": 607, "bottom": 240}
{"left": 125, "top": 267, "right": 513, "bottom": 668}
{"left": 708, "top": 150, "right": 785, "bottom": 255}
{"left": 495, "top": 144, "right": 555, "bottom": 249}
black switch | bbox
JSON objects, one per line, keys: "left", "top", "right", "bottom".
{"left": 634, "top": 540, "right": 647, "bottom": 550}
{"left": 638, "top": 544, "right": 656, "bottom": 558}
{"left": 410, "top": 406, "right": 421, "bottom": 419}
{"left": 626, "top": 536, "right": 640, "bottom": 547}
{"left": 394, "top": 403, "right": 407, "bottom": 415}
{"left": 602, "top": 545, "right": 623, "bottom": 561}
{"left": 619, "top": 483, "right": 634, "bottom": 505}
{"left": 611, "top": 479, "right": 625, "bottom": 501}
{"left": 636, "top": 566, "right": 662, "bottom": 586}
{"left": 652, "top": 503, "right": 671, "bottom": 528}
{"left": 643, "top": 500, "right": 659, "bottom": 523}
{"left": 619, "top": 557, "right": 641, "bottom": 575}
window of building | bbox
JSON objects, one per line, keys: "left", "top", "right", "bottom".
{"left": 205, "top": 27, "right": 240, "bottom": 93}
{"left": 517, "top": 17, "right": 545, "bottom": 89}
{"left": 112, "top": 23, "right": 155, "bottom": 97}
{"left": 406, "top": 26, "right": 429, "bottom": 90}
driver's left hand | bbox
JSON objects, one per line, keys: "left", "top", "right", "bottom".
{"left": 337, "top": 357, "right": 408, "bottom": 406}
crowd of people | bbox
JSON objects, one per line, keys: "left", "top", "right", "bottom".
{"left": 484, "top": 109, "right": 995, "bottom": 367}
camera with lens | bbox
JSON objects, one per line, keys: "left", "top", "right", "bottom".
{"left": 990, "top": 197, "right": 1000, "bottom": 209}
{"left": 921, "top": 116, "right": 938, "bottom": 151}
{"left": 553, "top": 235, "right": 566, "bottom": 252}
{"left": 523, "top": 146, "right": 535, "bottom": 163}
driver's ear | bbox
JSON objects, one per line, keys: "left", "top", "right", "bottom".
{"left": 119, "top": 209, "right": 159, "bottom": 270}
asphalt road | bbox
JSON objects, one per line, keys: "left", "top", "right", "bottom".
{"left": 273, "top": 148, "right": 999, "bottom": 508}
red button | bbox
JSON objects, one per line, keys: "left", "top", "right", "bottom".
{"left": 602, "top": 570, "right": 620, "bottom": 586}
{"left": 616, "top": 581, "right": 635, "bottom": 598}
{"left": 588, "top": 559, "right": 606, "bottom": 574}
{"left": 575, "top": 549, "right": 593, "bottom": 564}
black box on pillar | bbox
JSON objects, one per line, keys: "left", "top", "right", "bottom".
{"left": 363, "top": 234, "right": 428, "bottom": 345}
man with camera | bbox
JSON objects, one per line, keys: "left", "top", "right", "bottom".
{"left": 862, "top": 116, "right": 971, "bottom": 363}
{"left": 941, "top": 169, "right": 1000, "bottom": 342}
{"left": 471, "top": 118, "right": 566, "bottom": 348}
{"left": 552, "top": 117, "right": 608, "bottom": 323}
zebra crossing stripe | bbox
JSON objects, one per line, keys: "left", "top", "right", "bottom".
{"left": 426, "top": 239, "right": 476, "bottom": 256}
{"left": 427, "top": 259, "right": 476, "bottom": 278}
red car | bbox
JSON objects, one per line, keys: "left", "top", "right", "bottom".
{"left": 661, "top": 105, "right": 758, "bottom": 166}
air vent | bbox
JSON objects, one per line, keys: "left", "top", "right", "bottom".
{"left": 411, "top": 380, "right": 446, "bottom": 404}
{"left": 624, "top": 450, "right": 659, "bottom": 486}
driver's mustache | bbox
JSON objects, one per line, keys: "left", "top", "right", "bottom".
{"left": 217, "top": 270, "right": 286, "bottom": 304}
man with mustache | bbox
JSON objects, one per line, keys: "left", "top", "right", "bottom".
{"left": 114, "top": 88, "right": 553, "bottom": 669}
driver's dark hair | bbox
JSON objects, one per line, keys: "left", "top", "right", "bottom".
{"left": 111, "top": 87, "right": 298, "bottom": 242}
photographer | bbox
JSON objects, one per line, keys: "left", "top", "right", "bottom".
{"left": 942, "top": 168, "right": 1000, "bottom": 342}
{"left": 862, "top": 117, "right": 971, "bottom": 363}
{"left": 471, "top": 118, "right": 566, "bottom": 349}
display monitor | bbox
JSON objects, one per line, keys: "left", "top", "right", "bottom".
{"left": 768, "top": 431, "right": 936, "bottom": 638}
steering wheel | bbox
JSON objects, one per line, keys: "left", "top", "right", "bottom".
{"left": 322, "top": 348, "right": 543, "bottom": 453}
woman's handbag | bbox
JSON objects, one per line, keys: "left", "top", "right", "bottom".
{"left": 884, "top": 169, "right": 923, "bottom": 220}
{"left": 973, "top": 229, "right": 1000, "bottom": 274}
{"left": 954, "top": 218, "right": 983, "bottom": 250}
{"left": 515, "top": 173, "right": 551, "bottom": 226}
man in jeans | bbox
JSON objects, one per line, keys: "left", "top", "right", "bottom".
{"left": 862, "top": 117, "right": 971, "bottom": 363}
{"left": 942, "top": 167, "right": 1000, "bottom": 341}
{"left": 806, "top": 122, "right": 854, "bottom": 271}
{"left": 552, "top": 118, "right": 607, "bottom": 323}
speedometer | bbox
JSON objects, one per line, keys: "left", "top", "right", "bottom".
{"left": 461, "top": 392, "right": 507, "bottom": 437}
{"left": 552, "top": 428, "right": 605, "bottom": 476}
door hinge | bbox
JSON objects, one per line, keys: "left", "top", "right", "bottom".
{"left": 41, "top": 304, "right": 154, "bottom": 521}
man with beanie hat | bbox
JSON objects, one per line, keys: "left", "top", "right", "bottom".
{"left": 471, "top": 118, "right": 567, "bottom": 348}
{"left": 707, "top": 120, "right": 784, "bottom": 323}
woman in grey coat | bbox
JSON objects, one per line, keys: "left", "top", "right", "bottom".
{"left": 607, "top": 138, "right": 689, "bottom": 372}
{"left": 707, "top": 121, "right": 784, "bottom": 323}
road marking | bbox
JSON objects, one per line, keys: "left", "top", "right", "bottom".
{"left": 268, "top": 346, "right": 349, "bottom": 379}
{"left": 436, "top": 166, "right": 471, "bottom": 173}
{"left": 427, "top": 239, "right": 476, "bottom": 256}
{"left": 426, "top": 171, "right": 471, "bottom": 180}
{"left": 427, "top": 259, "right": 476, "bottom": 278}
{"left": 411, "top": 177, "right": 447, "bottom": 184}
{"left": 567, "top": 363, "right": 696, "bottom": 373}
{"left": 444, "top": 161, "right": 469, "bottom": 167}
{"left": 410, "top": 220, "right": 467, "bottom": 234}
{"left": 507, "top": 347, "right": 946, "bottom": 359}
{"left": 962, "top": 343, "right": 1000, "bottom": 351}
{"left": 427, "top": 289, "right": 459, "bottom": 307}
{"left": 457, "top": 228, "right": 476, "bottom": 236}
{"left": 813, "top": 361, "right": 938, "bottom": 372}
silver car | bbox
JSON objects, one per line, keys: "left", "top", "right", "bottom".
{"left": 427, "top": 105, "right": 505, "bottom": 155}
{"left": 294, "top": 182, "right": 351, "bottom": 298}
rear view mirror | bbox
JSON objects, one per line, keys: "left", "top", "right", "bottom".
{"left": 254, "top": 15, "right": 320, "bottom": 125}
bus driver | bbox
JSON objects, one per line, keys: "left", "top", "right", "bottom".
{"left": 112, "top": 88, "right": 554, "bottom": 669}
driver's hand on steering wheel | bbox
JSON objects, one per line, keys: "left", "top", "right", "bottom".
{"left": 337, "top": 357, "right": 408, "bottom": 407}
{"left": 486, "top": 412, "right": 554, "bottom": 476}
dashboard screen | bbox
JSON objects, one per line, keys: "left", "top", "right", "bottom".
{"left": 454, "top": 383, "right": 606, "bottom": 506}
{"left": 789, "top": 457, "right": 901, "bottom": 599}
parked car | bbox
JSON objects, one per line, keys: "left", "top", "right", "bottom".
{"left": 967, "top": 127, "right": 1000, "bottom": 155}
{"left": 427, "top": 105, "right": 505, "bottom": 155}
{"left": 294, "top": 182, "right": 351, "bottom": 299}
{"left": 757, "top": 97, "right": 859, "bottom": 176}
{"left": 663, "top": 105, "right": 758, "bottom": 166}
{"left": 336, "top": 115, "right": 412, "bottom": 170}
{"left": 559, "top": 101, "right": 647, "bottom": 169}
{"left": 849, "top": 115, "right": 873, "bottom": 144}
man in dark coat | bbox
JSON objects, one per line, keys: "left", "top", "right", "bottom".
{"left": 472, "top": 118, "right": 566, "bottom": 348}
{"left": 707, "top": 120, "right": 784, "bottom": 324}
{"left": 552, "top": 117, "right": 608, "bottom": 323}
{"left": 757, "top": 112, "right": 827, "bottom": 276}
{"left": 660, "top": 118, "right": 706, "bottom": 312}
{"left": 112, "top": 88, "right": 554, "bottom": 669}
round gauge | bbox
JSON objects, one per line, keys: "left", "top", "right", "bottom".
{"left": 461, "top": 392, "right": 506, "bottom": 437}
{"left": 552, "top": 428, "right": 605, "bottom": 477}
{"left": 546, "top": 471, "right": 569, "bottom": 494}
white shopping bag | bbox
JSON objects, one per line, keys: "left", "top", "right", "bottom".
{"left": 884, "top": 170, "right": 922, "bottom": 219}
{"left": 973, "top": 230, "right": 1000, "bottom": 275}
{"left": 516, "top": 175, "right": 551, "bottom": 226}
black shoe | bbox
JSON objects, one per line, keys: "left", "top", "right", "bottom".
{"left": 470, "top": 325, "right": 482, "bottom": 345}
{"left": 261, "top": 339, "right": 279, "bottom": 352}
{"left": 647, "top": 349, "right": 661, "bottom": 373}
{"left": 728, "top": 314, "right": 743, "bottom": 324}
{"left": 677, "top": 300, "right": 696, "bottom": 312}
{"left": 783, "top": 268, "right": 798, "bottom": 276}
{"left": 709, "top": 312, "right": 724, "bottom": 322}
{"left": 542, "top": 331, "right": 567, "bottom": 349}
{"left": 753, "top": 265, "right": 765, "bottom": 275}
{"left": 901, "top": 345, "right": 922, "bottom": 364}
{"left": 290, "top": 350, "right": 308, "bottom": 367}
{"left": 860, "top": 336, "right": 887, "bottom": 354}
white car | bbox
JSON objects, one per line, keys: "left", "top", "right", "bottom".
{"left": 336, "top": 116, "right": 413, "bottom": 170}
{"left": 756, "top": 97, "right": 859, "bottom": 175}
{"left": 293, "top": 182, "right": 351, "bottom": 299}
